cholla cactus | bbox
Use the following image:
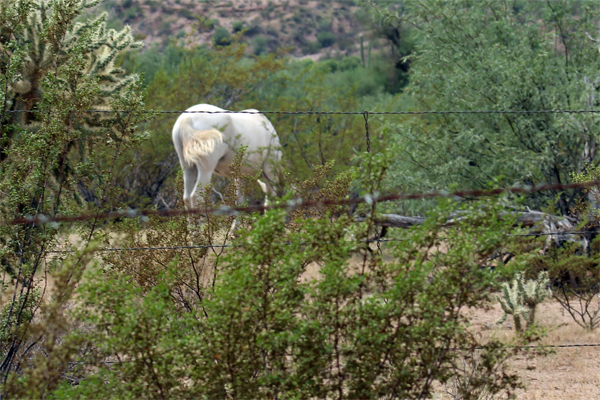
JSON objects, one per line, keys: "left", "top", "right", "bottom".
{"left": 497, "top": 271, "right": 549, "bottom": 332}
{"left": 7, "top": 0, "right": 143, "bottom": 123}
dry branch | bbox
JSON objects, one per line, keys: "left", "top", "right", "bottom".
{"left": 361, "top": 210, "right": 577, "bottom": 231}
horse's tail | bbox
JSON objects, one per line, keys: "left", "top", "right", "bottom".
{"left": 177, "top": 115, "right": 223, "bottom": 165}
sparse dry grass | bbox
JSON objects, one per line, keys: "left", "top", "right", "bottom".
{"left": 20, "top": 230, "right": 600, "bottom": 398}
{"left": 434, "top": 299, "right": 600, "bottom": 399}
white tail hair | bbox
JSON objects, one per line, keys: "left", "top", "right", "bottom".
{"left": 178, "top": 116, "right": 223, "bottom": 165}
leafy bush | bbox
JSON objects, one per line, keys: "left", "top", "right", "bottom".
{"left": 252, "top": 34, "right": 270, "bottom": 55}
{"left": 212, "top": 26, "right": 232, "bottom": 46}
{"left": 304, "top": 40, "right": 322, "bottom": 54}
{"left": 339, "top": 55, "right": 361, "bottom": 71}
{"left": 317, "top": 18, "right": 331, "bottom": 32}
{"left": 232, "top": 20, "right": 245, "bottom": 32}
{"left": 46, "top": 193, "right": 524, "bottom": 399}
{"left": 527, "top": 240, "right": 600, "bottom": 331}
{"left": 177, "top": 7, "right": 194, "bottom": 19}
{"left": 317, "top": 31, "right": 336, "bottom": 47}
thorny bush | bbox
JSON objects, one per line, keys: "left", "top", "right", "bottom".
{"left": 21, "top": 162, "right": 528, "bottom": 399}
{"left": 0, "top": 0, "right": 145, "bottom": 395}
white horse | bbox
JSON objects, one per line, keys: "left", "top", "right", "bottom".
{"left": 172, "top": 103, "right": 281, "bottom": 209}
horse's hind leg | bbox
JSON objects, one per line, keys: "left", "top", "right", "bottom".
{"left": 183, "top": 165, "right": 199, "bottom": 209}
{"left": 261, "top": 161, "right": 280, "bottom": 198}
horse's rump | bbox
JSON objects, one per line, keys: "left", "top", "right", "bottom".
{"left": 177, "top": 115, "right": 223, "bottom": 166}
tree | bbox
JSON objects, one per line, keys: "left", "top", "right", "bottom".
{"left": 0, "top": 0, "right": 145, "bottom": 393}
{"left": 360, "top": 0, "right": 415, "bottom": 93}
{"left": 382, "top": 0, "right": 600, "bottom": 215}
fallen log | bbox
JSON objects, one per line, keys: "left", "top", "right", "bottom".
{"left": 358, "top": 210, "right": 577, "bottom": 230}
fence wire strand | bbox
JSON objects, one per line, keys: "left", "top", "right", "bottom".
{"left": 8, "top": 108, "right": 600, "bottom": 115}
{"left": 8, "top": 179, "right": 600, "bottom": 226}
{"left": 10, "top": 231, "right": 592, "bottom": 255}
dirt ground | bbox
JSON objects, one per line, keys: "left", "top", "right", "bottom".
{"left": 433, "top": 300, "right": 600, "bottom": 399}
{"left": 302, "top": 253, "right": 600, "bottom": 398}
{"left": 11, "top": 238, "right": 600, "bottom": 398}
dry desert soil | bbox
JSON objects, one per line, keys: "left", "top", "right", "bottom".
{"left": 435, "top": 300, "right": 600, "bottom": 399}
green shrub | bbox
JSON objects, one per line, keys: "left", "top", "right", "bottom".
{"left": 321, "top": 58, "right": 339, "bottom": 73}
{"left": 213, "top": 26, "right": 232, "bottom": 46}
{"left": 317, "top": 31, "right": 335, "bottom": 47}
{"left": 527, "top": 239, "right": 600, "bottom": 331}
{"left": 232, "top": 21, "right": 245, "bottom": 32}
{"left": 252, "top": 35, "right": 270, "bottom": 55}
{"left": 317, "top": 18, "right": 331, "bottom": 32}
{"left": 177, "top": 7, "right": 194, "bottom": 19}
{"left": 339, "top": 55, "right": 361, "bottom": 71}
{"left": 305, "top": 40, "right": 322, "bottom": 54}
{"left": 49, "top": 196, "right": 525, "bottom": 399}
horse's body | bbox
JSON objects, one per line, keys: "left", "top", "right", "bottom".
{"left": 172, "top": 104, "right": 281, "bottom": 208}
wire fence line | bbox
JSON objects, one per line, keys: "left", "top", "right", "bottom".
{"left": 15, "top": 238, "right": 408, "bottom": 255}
{"left": 7, "top": 108, "right": 600, "bottom": 115}
{"left": 10, "top": 230, "right": 593, "bottom": 255}
{"left": 6, "top": 179, "right": 600, "bottom": 226}
{"left": 64, "top": 343, "right": 600, "bottom": 365}
{"left": 49, "top": 343, "right": 600, "bottom": 368}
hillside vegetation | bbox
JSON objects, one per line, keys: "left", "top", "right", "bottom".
{"left": 104, "top": 0, "right": 370, "bottom": 58}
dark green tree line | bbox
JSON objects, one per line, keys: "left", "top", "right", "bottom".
{"left": 382, "top": 0, "right": 600, "bottom": 216}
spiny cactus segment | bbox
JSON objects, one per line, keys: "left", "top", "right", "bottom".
{"left": 8, "top": 0, "right": 143, "bottom": 121}
{"left": 497, "top": 271, "right": 549, "bottom": 332}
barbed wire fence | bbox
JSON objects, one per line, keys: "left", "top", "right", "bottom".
{"left": 6, "top": 107, "right": 600, "bottom": 244}
{"left": 9, "top": 108, "right": 600, "bottom": 115}
{"left": 7, "top": 108, "right": 600, "bottom": 264}
{"left": 5, "top": 107, "right": 600, "bottom": 352}
{"left": 7, "top": 179, "right": 600, "bottom": 225}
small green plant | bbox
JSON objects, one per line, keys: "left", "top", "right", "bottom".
{"left": 528, "top": 240, "right": 600, "bottom": 331}
{"left": 317, "top": 31, "right": 335, "bottom": 47}
{"left": 232, "top": 21, "right": 244, "bottom": 33}
{"left": 212, "top": 26, "right": 232, "bottom": 46}
{"left": 497, "top": 271, "right": 549, "bottom": 332}
{"left": 251, "top": 35, "right": 269, "bottom": 55}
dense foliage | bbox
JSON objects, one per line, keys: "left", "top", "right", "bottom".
{"left": 3, "top": 0, "right": 600, "bottom": 398}
{"left": 383, "top": 0, "right": 600, "bottom": 215}
{"left": 0, "top": 0, "right": 145, "bottom": 392}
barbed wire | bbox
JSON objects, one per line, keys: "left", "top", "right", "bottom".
{"left": 4, "top": 340, "right": 596, "bottom": 371}
{"left": 510, "top": 343, "right": 600, "bottom": 349}
{"left": 11, "top": 230, "right": 595, "bottom": 255}
{"left": 7, "top": 179, "right": 600, "bottom": 226}
{"left": 7, "top": 108, "right": 600, "bottom": 115}
{"left": 16, "top": 238, "right": 402, "bottom": 255}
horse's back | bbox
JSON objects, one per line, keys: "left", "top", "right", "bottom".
{"left": 234, "top": 110, "right": 279, "bottom": 145}
{"left": 174, "top": 104, "right": 280, "bottom": 156}
{"left": 174, "top": 104, "right": 232, "bottom": 133}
